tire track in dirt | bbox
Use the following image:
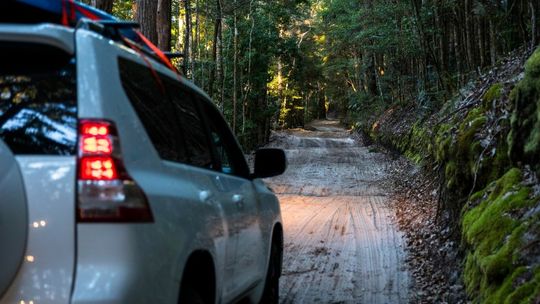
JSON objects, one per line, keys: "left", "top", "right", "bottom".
{"left": 265, "top": 120, "right": 410, "bottom": 303}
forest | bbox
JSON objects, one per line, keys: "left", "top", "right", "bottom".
{"left": 83, "top": 0, "right": 538, "bottom": 150}
{"left": 84, "top": 0, "right": 540, "bottom": 302}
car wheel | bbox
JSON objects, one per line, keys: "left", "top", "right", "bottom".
{"left": 179, "top": 286, "right": 205, "bottom": 304}
{"left": 260, "top": 239, "right": 281, "bottom": 304}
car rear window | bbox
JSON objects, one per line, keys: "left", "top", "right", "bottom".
{"left": 0, "top": 42, "right": 77, "bottom": 155}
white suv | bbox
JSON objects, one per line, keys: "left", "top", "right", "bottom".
{"left": 0, "top": 7, "right": 285, "bottom": 304}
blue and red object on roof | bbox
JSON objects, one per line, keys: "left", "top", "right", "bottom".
{"left": 1, "top": 0, "right": 178, "bottom": 73}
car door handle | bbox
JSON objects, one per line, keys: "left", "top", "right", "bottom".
{"left": 199, "top": 190, "right": 213, "bottom": 203}
{"left": 232, "top": 194, "right": 244, "bottom": 208}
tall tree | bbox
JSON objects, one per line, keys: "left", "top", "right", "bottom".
{"left": 135, "top": 0, "right": 158, "bottom": 44}
{"left": 182, "top": 0, "right": 192, "bottom": 76}
{"left": 208, "top": 0, "right": 222, "bottom": 97}
{"left": 91, "top": 0, "right": 114, "bottom": 13}
{"left": 232, "top": 0, "right": 238, "bottom": 133}
{"left": 157, "top": 0, "right": 172, "bottom": 51}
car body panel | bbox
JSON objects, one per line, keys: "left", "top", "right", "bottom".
{"left": 0, "top": 140, "right": 27, "bottom": 298}
{"left": 1, "top": 156, "right": 76, "bottom": 304}
{"left": 0, "top": 24, "right": 77, "bottom": 304}
{"left": 0, "top": 24, "right": 74, "bottom": 53}
{"left": 72, "top": 28, "right": 235, "bottom": 303}
{"left": 0, "top": 23, "right": 284, "bottom": 304}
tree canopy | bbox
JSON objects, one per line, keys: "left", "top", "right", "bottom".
{"left": 86, "top": 0, "right": 539, "bottom": 150}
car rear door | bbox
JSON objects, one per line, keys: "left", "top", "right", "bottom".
{"left": 160, "top": 78, "right": 242, "bottom": 302}
{"left": 198, "top": 100, "right": 267, "bottom": 296}
{"left": 0, "top": 28, "right": 77, "bottom": 304}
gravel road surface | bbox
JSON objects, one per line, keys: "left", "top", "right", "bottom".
{"left": 264, "top": 120, "right": 410, "bottom": 304}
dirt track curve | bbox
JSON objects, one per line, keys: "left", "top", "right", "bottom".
{"left": 264, "top": 120, "right": 410, "bottom": 304}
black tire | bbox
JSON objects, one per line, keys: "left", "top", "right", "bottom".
{"left": 259, "top": 239, "right": 281, "bottom": 304}
{"left": 179, "top": 286, "right": 205, "bottom": 304}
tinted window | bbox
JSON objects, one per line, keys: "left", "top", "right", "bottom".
{"left": 201, "top": 102, "right": 250, "bottom": 178}
{"left": 0, "top": 42, "right": 77, "bottom": 155}
{"left": 165, "top": 81, "right": 213, "bottom": 168}
{"left": 118, "top": 57, "right": 188, "bottom": 162}
{"left": 0, "top": 2, "right": 61, "bottom": 24}
{"left": 119, "top": 58, "right": 213, "bottom": 168}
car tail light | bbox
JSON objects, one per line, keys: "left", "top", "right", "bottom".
{"left": 77, "top": 119, "right": 153, "bottom": 222}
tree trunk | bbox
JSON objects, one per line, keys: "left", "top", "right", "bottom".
{"left": 156, "top": 0, "right": 171, "bottom": 51}
{"left": 193, "top": 0, "right": 200, "bottom": 83}
{"left": 232, "top": 0, "right": 238, "bottom": 133}
{"left": 242, "top": 0, "right": 255, "bottom": 135}
{"left": 464, "top": 0, "right": 474, "bottom": 69}
{"left": 208, "top": 0, "right": 222, "bottom": 98}
{"left": 183, "top": 0, "right": 191, "bottom": 76}
{"left": 91, "top": 0, "right": 113, "bottom": 14}
{"left": 318, "top": 91, "right": 326, "bottom": 119}
{"left": 489, "top": 19, "right": 497, "bottom": 66}
{"left": 135, "top": 0, "right": 158, "bottom": 45}
{"left": 531, "top": 0, "right": 537, "bottom": 48}
{"left": 218, "top": 0, "right": 225, "bottom": 110}
{"left": 478, "top": 17, "right": 485, "bottom": 67}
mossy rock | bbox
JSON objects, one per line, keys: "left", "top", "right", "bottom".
{"left": 441, "top": 108, "right": 488, "bottom": 194}
{"left": 483, "top": 83, "right": 503, "bottom": 108}
{"left": 462, "top": 168, "right": 540, "bottom": 303}
{"left": 508, "top": 48, "right": 540, "bottom": 177}
{"left": 404, "top": 122, "right": 431, "bottom": 164}
{"left": 457, "top": 109, "right": 487, "bottom": 154}
{"left": 434, "top": 123, "right": 453, "bottom": 162}
{"left": 445, "top": 161, "right": 457, "bottom": 188}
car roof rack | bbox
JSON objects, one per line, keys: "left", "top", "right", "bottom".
{"left": 77, "top": 19, "right": 139, "bottom": 40}
{"left": 7, "top": 0, "right": 181, "bottom": 74}
{"left": 76, "top": 18, "right": 179, "bottom": 69}
{"left": 164, "top": 52, "right": 184, "bottom": 59}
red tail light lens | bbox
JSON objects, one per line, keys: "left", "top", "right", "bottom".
{"left": 80, "top": 156, "right": 118, "bottom": 180}
{"left": 77, "top": 119, "right": 153, "bottom": 223}
{"left": 80, "top": 121, "right": 110, "bottom": 136}
{"left": 81, "top": 137, "right": 113, "bottom": 154}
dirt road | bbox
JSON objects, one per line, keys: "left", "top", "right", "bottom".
{"left": 264, "top": 120, "right": 410, "bottom": 303}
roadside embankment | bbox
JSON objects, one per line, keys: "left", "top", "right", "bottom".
{"left": 358, "top": 48, "right": 540, "bottom": 303}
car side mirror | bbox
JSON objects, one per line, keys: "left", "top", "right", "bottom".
{"left": 252, "top": 148, "right": 287, "bottom": 179}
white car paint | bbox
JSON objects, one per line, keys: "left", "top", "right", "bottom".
{"left": 1, "top": 157, "right": 76, "bottom": 304}
{"left": 0, "top": 22, "right": 283, "bottom": 304}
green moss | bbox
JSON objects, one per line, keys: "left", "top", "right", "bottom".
{"left": 465, "top": 252, "right": 482, "bottom": 294}
{"left": 438, "top": 108, "right": 487, "bottom": 194}
{"left": 483, "top": 83, "right": 503, "bottom": 106}
{"left": 445, "top": 161, "right": 457, "bottom": 188}
{"left": 434, "top": 123, "right": 453, "bottom": 162}
{"left": 504, "top": 266, "right": 540, "bottom": 304}
{"left": 485, "top": 266, "right": 528, "bottom": 304}
{"left": 524, "top": 47, "right": 540, "bottom": 78}
{"left": 508, "top": 48, "right": 540, "bottom": 176}
{"left": 457, "top": 109, "right": 487, "bottom": 157}
{"left": 462, "top": 168, "right": 539, "bottom": 303}
{"left": 463, "top": 169, "right": 525, "bottom": 253}
{"left": 524, "top": 127, "right": 540, "bottom": 155}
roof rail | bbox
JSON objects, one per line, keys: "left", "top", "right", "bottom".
{"left": 164, "top": 52, "right": 184, "bottom": 59}
{"left": 76, "top": 18, "right": 180, "bottom": 73}
{"left": 76, "top": 18, "right": 140, "bottom": 41}
{"left": 96, "top": 20, "right": 140, "bottom": 29}
{"left": 76, "top": 18, "right": 178, "bottom": 69}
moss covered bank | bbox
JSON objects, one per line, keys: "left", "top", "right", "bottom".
{"left": 361, "top": 48, "right": 540, "bottom": 303}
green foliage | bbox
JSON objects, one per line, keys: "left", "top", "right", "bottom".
{"left": 112, "top": 0, "right": 133, "bottom": 20}
{"left": 317, "top": 0, "right": 422, "bottom": 116}
{"left": 462, "top": 168, "right": 539, "bottom": 303}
